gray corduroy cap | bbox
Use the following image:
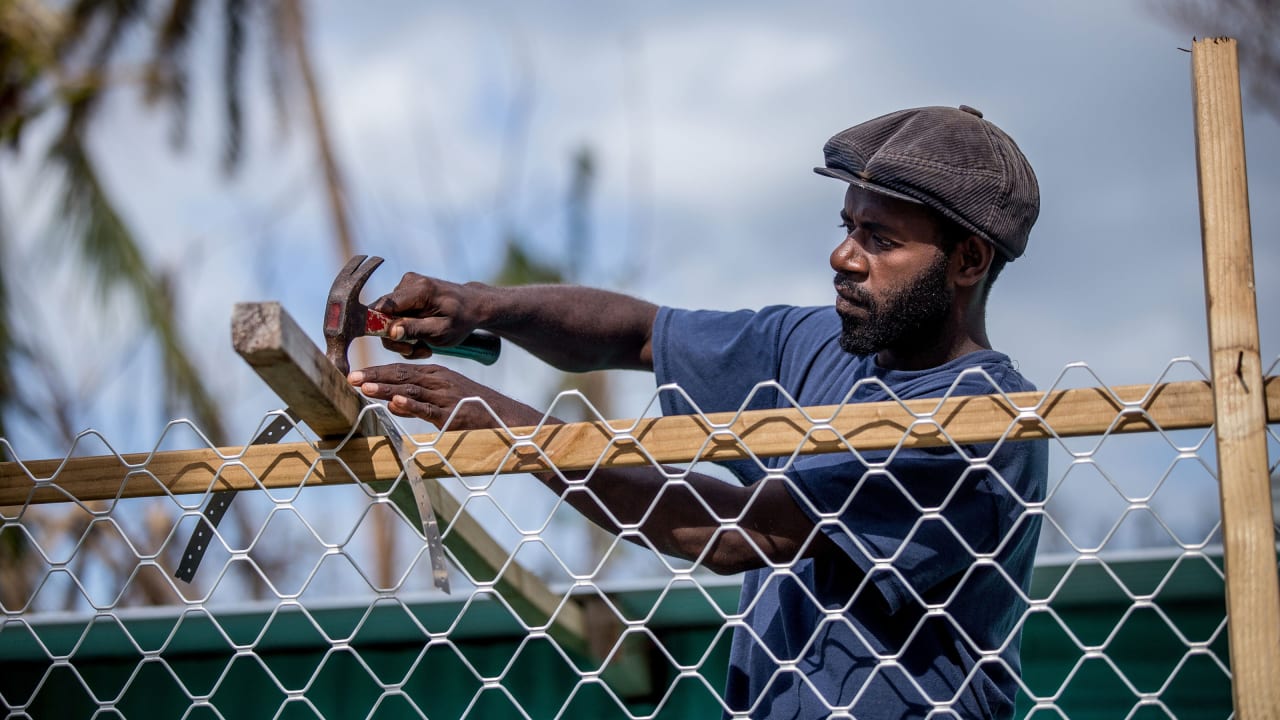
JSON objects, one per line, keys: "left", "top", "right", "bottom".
{"left": 815, "top": 105, "right": 1039, "bottom": 259}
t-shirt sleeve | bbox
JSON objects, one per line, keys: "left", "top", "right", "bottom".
{"left": 653, "top": 305, "right": 800, "bottom": 417}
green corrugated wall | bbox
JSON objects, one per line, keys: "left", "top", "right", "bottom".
{"left": 0, "top": 553, "right": 1234, "bottom": 718}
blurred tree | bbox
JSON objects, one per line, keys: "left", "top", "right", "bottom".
{"left": 0, "top": 0, "right": 355, "bottom": 607}
{"left": 1153, "top": 0, "right": 1280, "bottom": 122}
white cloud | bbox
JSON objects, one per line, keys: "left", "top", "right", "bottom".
{"left": 5, "top": 0, "right": 1279, "bottom": 466}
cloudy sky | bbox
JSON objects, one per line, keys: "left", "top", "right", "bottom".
{"left": 3, "top": 0, "right": 1276, "bottom": 559}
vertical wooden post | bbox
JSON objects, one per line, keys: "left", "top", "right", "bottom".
{"left": 1191, "top": 37, "right": 1280, "bottom": 718}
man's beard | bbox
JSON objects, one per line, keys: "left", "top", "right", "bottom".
{"left": 836, "top": 251, "right": 954, "bottom": 356}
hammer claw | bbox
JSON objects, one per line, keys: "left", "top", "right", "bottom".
{"left": 341, "top": 254, "right": 384, "bottom": 286}
{"left": 326, "top": 255, "right": 387, "bottom": 375}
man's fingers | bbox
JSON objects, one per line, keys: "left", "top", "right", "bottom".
{"left": 370, "top": 289, "right": 412, "bottom": 316}
{"left": 348, "top": 363, "right": 408, "bottom": 386}
{"left": 387, "top": 394, "right": 440, "bottom": 422}
{"left": 345, "top": 362, "right": 530, "bottom": 431}
{"left": 365, "top": 273, "right": 476, "bottom": 350}
{"left": 349, "top": 366, "right": 456, "bottom": 400}
{"left": 355, "top": 379, "right": 432, "bottom": 407}
{"left": 343, "top": 365, "right": 446, "bottom": 425}
{"left": 392, "top": 316, "right": 458, "bottom": 345}
{"left": 374, "top": 316, "right": 457, "bottom": 358}
{"left": 368, "top": 294, "right": 396, "bottom": 315}
{"left": 371, "top": 273, "right": 431, "bottom": 316}
{"left": 380, "top": 336, "right": 434, "bottom": 359}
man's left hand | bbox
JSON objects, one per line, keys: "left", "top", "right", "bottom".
{"left": 348, "top": 363, "right": 546, "bottom": 430}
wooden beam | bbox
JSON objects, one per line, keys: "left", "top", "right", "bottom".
{"left": 1191, "top": 36, "right": 1280, "bottom": 718}
{"left": 229, "top": 301, "right": 587, "bottom": 657}
{"left": 232, "top": 302, "right": 367, "bottom": 438}
{"left": 6, "top": 377, "right": 1277, "bottom": 507}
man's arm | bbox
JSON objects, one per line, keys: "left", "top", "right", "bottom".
{"left": 372, "top": 275, "right": 659, "bottom": 372}
{"left": 348, "top": 363, "right": 843, "bottom": 575}
{"left": 547, "top": 464, "right": 843, "bottom": 575}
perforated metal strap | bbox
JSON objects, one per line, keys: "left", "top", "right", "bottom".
{"left": 373, "top": 406, "right": 451, "bottom": 593}
{"left": 174, "top": 412, "right": 297, "bottom": 583}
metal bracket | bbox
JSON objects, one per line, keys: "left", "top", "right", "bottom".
{"left": 174, "top": 412, "right": 297, "bottom": 583}
{"left": 371, "top": 406, "right": 450, "bottom": 593}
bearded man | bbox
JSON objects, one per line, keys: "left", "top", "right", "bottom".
{"left": 348, "top": 105, "right": 1048, "bottom": 719}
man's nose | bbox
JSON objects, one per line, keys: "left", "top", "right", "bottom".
{"left": 830, "top": 235, "right": 867, "bottom": 277}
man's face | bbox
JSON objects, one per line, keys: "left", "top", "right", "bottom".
{"left": 831, "top": 185, "right": 955, "bottom": 357}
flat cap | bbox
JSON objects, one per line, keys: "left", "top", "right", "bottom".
{"left": 815, "top": 105, "right": 1039, "bottom": 259}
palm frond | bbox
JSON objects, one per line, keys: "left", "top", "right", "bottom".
{"left": 145, "top": 0, "right": 201, "bottom": 149}
{"left": 57, "top": 0, "right": 105, "bottom": 57}
{"left": 52, "top": 0, "right": 146, "bottom": 139}
{"left": 222, "top": 0, "right": 246, "bottom": 173}
{"left": 49, "top": 128, "right": 228, "bottom": 444}
{"left": 1, "top": 0, "right": 65, "bottom": 149}
{"left": 0, "top": 178, "right": 32, "bottom": 446}
{"left": 85, "top": 0, "right": 144, "bottom": 68}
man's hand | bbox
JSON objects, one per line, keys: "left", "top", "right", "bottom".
{"left": 370, "top": 271, "right": 657, "bottom": 373}
{"left": 348, "top": 363, "right": 547, "bottom": 430}
{"left": 371, "top": 273, "right": 490, "bottom": 360}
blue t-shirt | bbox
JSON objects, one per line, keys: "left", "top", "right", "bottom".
{"left": 652, "top": 305, "right": 1047, "bottom": 720}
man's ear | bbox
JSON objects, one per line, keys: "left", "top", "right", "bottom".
{"left": 951, "top": 235, "right": 994, "bottom": 289}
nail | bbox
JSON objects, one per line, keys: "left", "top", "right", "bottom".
{"left": 362, "top": 383, "right": 379, "bottom": 394}
{"left": 348, "top": 371, "right": 364, "bottom": 384}
{"left": 390, "top": 326, "right": 404, "bottom": 341}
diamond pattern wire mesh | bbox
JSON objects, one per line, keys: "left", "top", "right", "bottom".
{"left": 0, "top": 357, "right": 1271, "bottom": 719}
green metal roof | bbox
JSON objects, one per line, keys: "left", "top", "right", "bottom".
{"left": 1, "top": 550, "right": 1233, "bottom": 718}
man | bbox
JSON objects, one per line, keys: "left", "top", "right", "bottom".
{"left": 348, "top": 105, "right": 1047, "bottom": 719}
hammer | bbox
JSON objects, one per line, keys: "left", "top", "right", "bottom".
{"left": 325, "top": 255, "right": 501, "bottom": 374}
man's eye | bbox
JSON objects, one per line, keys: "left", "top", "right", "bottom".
{"left": 873, "top": 235, "right": 895, "bottom": 249}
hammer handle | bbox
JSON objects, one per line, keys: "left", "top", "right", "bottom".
{"left": 366, "top": 309, "right": 502, "bottom": 366}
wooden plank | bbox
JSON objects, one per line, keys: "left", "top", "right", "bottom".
{"left": 229, "top": 301, "right": 587, "bottom": 657}
{"left": 234, "top": 301, "right": 418, "bottom": 587}
{"left": 6, "top": 377, "right": 1277, "bottom": 506}
{"left": 232, "top": 302, "right": 367, "bottom": 438}
{"left": 1191, "top": 37, "right": 1280, "bottom": 718}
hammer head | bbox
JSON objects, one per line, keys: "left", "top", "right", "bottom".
{"left": 324, "top": 254, "right": 384, "bottom": 375}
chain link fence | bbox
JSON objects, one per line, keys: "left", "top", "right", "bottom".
{"left": 3, "top": 355, "right": 1275, "bottom": 719}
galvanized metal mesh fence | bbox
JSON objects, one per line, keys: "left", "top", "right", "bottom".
{"left": 2, "top": 33, "right": 1275, "bottom": 720}
{"left": 2, "top": 356, "right": 1275, "bottom": 719}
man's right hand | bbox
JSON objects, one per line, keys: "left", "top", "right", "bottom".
{"left": 365, "top": 270, "right": 658, "bottom": 373}
{"left": 371, "top": 273, "right": 491, "bottom": 360}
